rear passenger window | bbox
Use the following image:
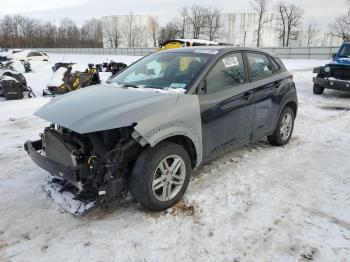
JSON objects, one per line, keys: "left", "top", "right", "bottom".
{"left": 247, "top": 53, "right": 273, "bottom": 80}
{"left": 270, "top": 58, "right": 280, "bottom": 72}
{"left": 206, "top": 53, "right": 246, "bottom": 94}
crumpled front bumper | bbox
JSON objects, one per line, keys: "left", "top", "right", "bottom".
{"left": 24, "top": 139, "right": 124, "bottom": 200}
{"left": 24, "top": 140, "right": 84, "bottom": 190}
{"left": 313, "top": 77, "right": 350, "bottom": 92}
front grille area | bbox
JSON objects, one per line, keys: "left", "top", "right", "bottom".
{"left": 43, "top": 128, "right": 77, "bottom": 167}
{"left": 329, "top": 66, "right": 350, "bottom": 80}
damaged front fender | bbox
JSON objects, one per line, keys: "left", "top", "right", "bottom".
{"left": 34, "top": 85, "right": 203, "bottom": 168}
{"left": 132, "top": 94, "right": 203, "bottom": 167}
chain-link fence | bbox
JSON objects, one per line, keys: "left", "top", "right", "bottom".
{"left": 260, "top": 46, "right": 339, "bottom": 59}
{"left": 32, "top": 48, "right": 157, "bottom": 56}
{"left": 31, "top": 46, "right": 340, "bottom": 59}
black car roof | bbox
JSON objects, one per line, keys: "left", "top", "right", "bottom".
{"left": 158, "top": 46, "right": 277, "bottom": 57}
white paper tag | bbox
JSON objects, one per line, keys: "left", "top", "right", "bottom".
{"left": 222, "top": 57, "right": 239, "bottom": 68}
{"left": 169, "top": 83, "right": 186, "bottom": 88}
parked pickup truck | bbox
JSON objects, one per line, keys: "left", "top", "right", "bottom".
{"left": 313, "top": 43, "right": 350, "bottom": 95}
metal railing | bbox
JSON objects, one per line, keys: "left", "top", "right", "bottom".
{"left": 260, "top": 46, "right": 339, "bottom": 59}
{"left": 32, "top": 48, "right": 157, "bottom": 56}
{"left": 31, "top": 46, "right": 340, "bottom": 59}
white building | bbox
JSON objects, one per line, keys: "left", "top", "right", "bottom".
{"left": 219, "top": 13, "right": 280, "bottom": 47}
{"left": 319, "top": 32, "right": 343, "bottom": 47}
{"left": 102, "top": 14, "right": 155, "bottom": 48}
{"left": 182, "top": 13, "right": 281, "bottom": 47}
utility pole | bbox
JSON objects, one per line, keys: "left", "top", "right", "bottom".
{"left": 243, "top": 31, "right": 247, "bottom": 46}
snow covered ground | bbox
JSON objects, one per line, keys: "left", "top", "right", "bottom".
{"left": 0, "top": 55, "right": 349, "bottom": 262}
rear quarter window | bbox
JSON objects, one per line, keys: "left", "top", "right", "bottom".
{"left": 246, "top": 52, "right": 274, "bottom": 80}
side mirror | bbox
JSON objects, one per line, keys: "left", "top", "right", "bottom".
{"left": 331, "top": 53, "right": 337, "bottom": 60}
{"left": 197, "top": 80, "right": 207, "bottom": 95}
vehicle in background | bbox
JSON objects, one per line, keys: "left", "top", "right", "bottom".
{"left": 159, "top": 39, "right": 219, "bottom": 50}
{"left": 108, "top": 62, "right": 128, "bottom": 77}
{"left": 43, "top": 63, "right": 100, "bottom": 96}
{"left": 0, "top": 68, "right": 35, "bottom": 100}
{"left": 23, "top": 61, "right": 32, "bottom": 73}
{"left": 25, "top": 47, "right": 297, "bottom": 214}
{"left": 0, "top": 60, "right": 14, "bottom": 71}
{"left": 13, "top": 50, "right": 49, "bottom": 62}
{"left": 12, "top": 49, "right": 24, "bottom": 54}
{"left": 97, "top": 61, "right": 128, "bottom": 73}
{"left": 313, "top": 42, "right": 350, "bottom": 94}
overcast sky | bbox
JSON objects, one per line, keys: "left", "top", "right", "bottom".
{"left": 0, "top": 0, "right": 348, "bottom": 30}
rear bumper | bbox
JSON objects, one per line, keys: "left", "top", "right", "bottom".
{"left": 24, "top": 140, "right": 84, "bottom": 190}
{"left": 313, "top": 77, "right": 350, "bottom": 92}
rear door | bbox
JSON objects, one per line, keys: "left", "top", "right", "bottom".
{"left": 245, "top": 52, "right": 283, "bottom": 140}
{"left": 198, "top": 52, "right": 255, "bottom": 161}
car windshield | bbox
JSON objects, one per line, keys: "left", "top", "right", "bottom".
{"left": 110, "top": 52, "right": 212, "bottom": 91}
{"left": 339, "top": 45, "right": 350, "bottom": 57}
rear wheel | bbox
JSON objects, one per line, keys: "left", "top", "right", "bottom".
{"left": 313, "top": 84, "right": 324, "bottom": 95}
{"left": 131, "top": 142, "right": 191, "bottom": 211}
{"left": 268, "top": 107, "right": 295, "bottom": 146}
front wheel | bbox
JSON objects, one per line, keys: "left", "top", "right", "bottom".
{"left": 313, "top": 84, "right": 324, "bottom": 95}
{"left": 268, "top": 107, "right": 295, "bottom": 146}
{"left": 131, "top": 142, "right": 191, "bottom": 211}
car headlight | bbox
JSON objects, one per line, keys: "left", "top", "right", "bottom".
{"left": 324, "top": 66, "right": 331, "bottom": 73}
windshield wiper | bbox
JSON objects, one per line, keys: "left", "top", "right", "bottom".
{"left": 121, "top": 83, "right": 140, "bottom": 89}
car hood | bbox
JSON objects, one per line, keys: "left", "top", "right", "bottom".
{"left": 35, "top": 84, "right": 180, "bottom": 134}
{"left": 329, "top": 57, "right": 350, "bottom": 66}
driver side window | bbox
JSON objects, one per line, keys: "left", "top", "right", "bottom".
{"left": 205, "top": 52, "right": 246, "bottom": 94}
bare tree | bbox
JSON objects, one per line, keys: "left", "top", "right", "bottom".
{"left": 81, "top": 19, "right": 102, "bottom": 47}
{"left": 123, "top": 12, "right": 142, "bottom": 47}
{"left": 0, "top": 15, "right": 102, "bottom": 48}
{"left": 205, "top": 7, "right": 223, "bottom": 41}
{"left": 147, "top": 16, "right": 160, "bottom": 47}
{"left": 103, "top": 16, "right": 123, "bottom": 47}
{"left": 275, "top": 2, "right": 303, "bottom": 46}
{"left": 304, "top": 21, "right": 320, "bottom": 46}
{"left": 329, "top": 13, "right": 350, "bottom": 41}
{"left": 250, "top": 0, "right": 271, "bottom": 47}
{"left": 177, "top": 7, "right": 188, "bottom": 39}
{"left": 158, "top": 22, "right": 181, "bottom": 45}
{"left": 184, "top": 5, "right": 208, "bottom": 39}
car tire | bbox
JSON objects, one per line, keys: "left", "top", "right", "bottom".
{"left": 268, "top": 107, "right": 295, "bottom": 146}
{"left": 131, "top": 142, "right": 192, "bottom": 211}
{"left": 313, "top": 84, "right": 324, "bottom": 95}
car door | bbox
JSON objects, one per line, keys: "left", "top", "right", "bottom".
{"left": 245, "top": 52, "right": 282, "bottom": 140}
{"left": 198, "top": 52, "right": 255, "bottom": 162}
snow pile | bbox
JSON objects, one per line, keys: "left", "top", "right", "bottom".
{"left": 0, "top": 57, "right": 349, "bottom": 262}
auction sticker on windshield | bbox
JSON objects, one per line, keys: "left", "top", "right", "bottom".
{"left": 222, "top": 57, "right": 239, "bottom": 68}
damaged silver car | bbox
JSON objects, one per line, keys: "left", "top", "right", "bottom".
{"left": 24, "top": 47, "right": 298, "bottom": 213}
